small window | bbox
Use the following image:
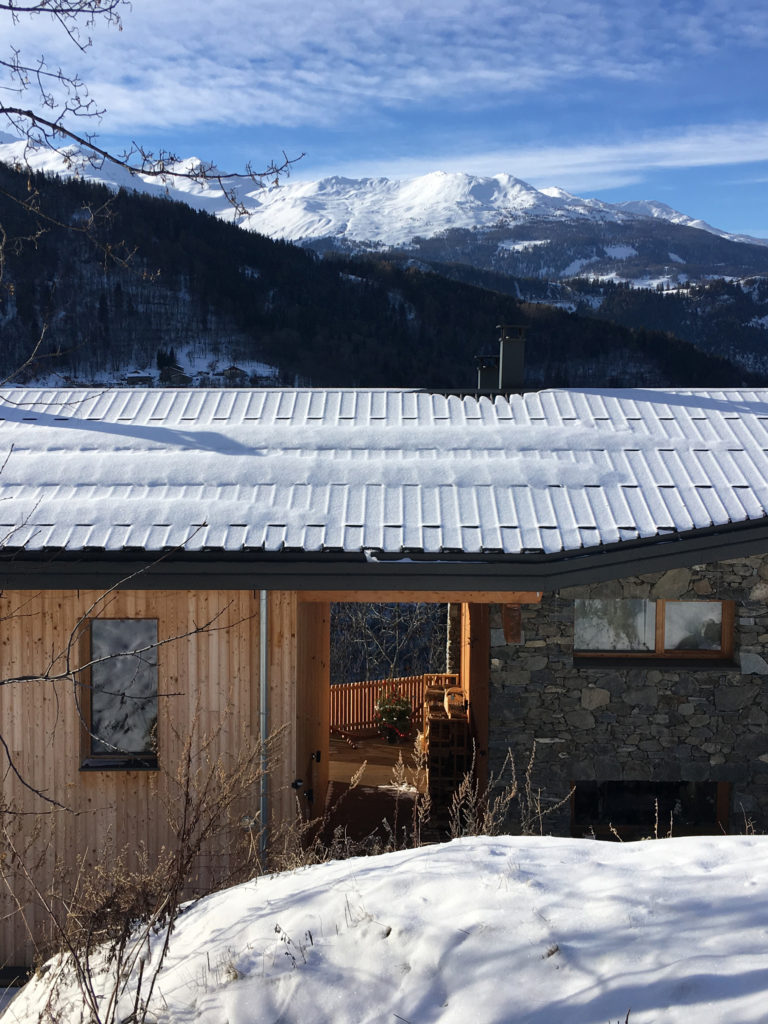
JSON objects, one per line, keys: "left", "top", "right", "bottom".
{"left": 574, "top": 599, "right": 733, "bottom": 659}
{"left": 81, "top": 619, "right": 159, "bottom": 770}
{"left": 571, "top": 780, "right": 730, "bottom": 839}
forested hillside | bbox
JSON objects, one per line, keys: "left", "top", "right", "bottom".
{"left": 387, "top": 260, "right": 768, "bottom": 378}
{"left": 0, "top": 164, "right": 754, "bottom": 388}
{"left": 374, "top": 217, "right": 768, "bottom": 283}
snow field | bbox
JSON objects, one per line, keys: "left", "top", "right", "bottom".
{"left": 4, "top": 835, "right": 768, "bottom": 1024}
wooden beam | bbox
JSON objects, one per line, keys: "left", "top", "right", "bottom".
{"left": 296, "top": 590, "right": 542, "bottom": 604}
{"left": 267, "top": 591, "right": 298, "bottom": 824}
{"left": 501, "top": 604, "right": 522, "bottom": 644}
{"left": 296, "top": 601, "right": 330, "bottom": 819}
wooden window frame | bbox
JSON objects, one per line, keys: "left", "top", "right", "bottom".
{"left": 574, "top": 599, "right": 734, "bottom": 661}
{"left": 79, "top": 617, "right": 160, "bottom": 771}
{"left": 570, "top": 780, "right": 732, "bottom": 839}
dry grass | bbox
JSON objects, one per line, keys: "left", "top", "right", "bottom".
{"left": 0, "top": 714, "right": 274, "bottom": 1024}
{"left": 1, "top": 739, "right": 571, "bottom": 1022}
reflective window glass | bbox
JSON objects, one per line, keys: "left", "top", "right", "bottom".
{"left": 574, "top": 599, "right": 655, "bottom": 652}
{"left": 91, "top": 619, "right": 158, "bottom": 757}
{"left": 664, "top": 602, "right": 723, "bottom": 651}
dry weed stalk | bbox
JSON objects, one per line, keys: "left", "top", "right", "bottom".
{"left": 448, "top": 748, "right": 517, "bottom": 839}
{"left": 409, "top": 736, "right": 432, "bottom": 847}
{"left": 0, "top": 805, "right": 52, "bottom": 959}
{"left": 2, "top": 736, "right": 574, "bottom": 1020}
{"left": 448, "top": 743, "right": 573, "bottom": 840}
{"left": 0, "top": 714, "right": 275, "bottom": 1024}
{"left": 512, "top": 743, "right": 574, "bottom": 836}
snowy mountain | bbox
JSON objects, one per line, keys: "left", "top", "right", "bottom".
{"left": 0, "top": 159, "right": 752, "bottom": 388}
{"left": 2, "top": 134, "right": 765, "bottom": 260}
{"left": 4, "top": 136, "right": 768, "bottom": 383}
{"left": 229, "top": 171, "right": 733, "bottom": 249}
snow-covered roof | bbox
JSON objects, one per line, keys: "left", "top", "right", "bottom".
{"left": 1, "top": 386, "right": 767, "bottom": 558}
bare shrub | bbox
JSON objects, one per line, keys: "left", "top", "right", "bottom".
{"left": 2, "top": 735, "right": 573, "bottom": 1021}
{"left": 408, "top": 736, "right": 432, "bottom": 848}
{"left": 448, "top": 749, "right": 517, "bottom": 839}
{"left": 0, "top": 805, "right": 54, "bottom": 962}
{"left": 0, "top": 716, "right": 273, "bottom": 1024}
{"left": 510, "top": 743, "right": 574, "bottom": 836}
{"left": 449, "top": 743, "right": 573, "bottom": 839}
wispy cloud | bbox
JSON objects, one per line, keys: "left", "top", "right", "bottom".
{"left": 304, "top": 122, "right": 768, "bottom": 192}
{"left": 7, "top": 0, "right": 768, "bottom": 131}
{"left": 4, "top": 0, "right": 767, "bottom": 235}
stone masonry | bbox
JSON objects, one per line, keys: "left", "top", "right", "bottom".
{"left": 488, "top": 553, "right": 768, "bottom": 835}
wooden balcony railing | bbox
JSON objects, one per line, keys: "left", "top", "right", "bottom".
{"left": 330, "top": 673, "right": 459, "bottom": 736}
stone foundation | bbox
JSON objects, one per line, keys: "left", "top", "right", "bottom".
{"left": 488, "top": 554, "right": 768, "bottom": 835}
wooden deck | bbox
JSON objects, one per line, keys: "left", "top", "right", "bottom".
{"left": 329, "top": 733, "right": 425, "bottom": 791}
{"left": 323, "top": 734, "right": 425, "bottom": 844}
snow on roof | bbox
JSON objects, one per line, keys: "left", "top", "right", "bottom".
{"left": 0, "top": 386, "right": 767, "bottom": 556}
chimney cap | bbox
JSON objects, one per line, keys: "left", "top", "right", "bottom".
{"left": 474, "top": 353, "right": 499, "bottom": 368}
{"left": 496, "top": 323, "right": 528, "bottom": 340}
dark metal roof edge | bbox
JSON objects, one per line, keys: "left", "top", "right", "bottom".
{"left": 1, "top": 518, "right": 768, "bottom": 591}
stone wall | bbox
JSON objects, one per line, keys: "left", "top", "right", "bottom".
{"left": 488, "top": 554, "right": 768, "bottom": 835}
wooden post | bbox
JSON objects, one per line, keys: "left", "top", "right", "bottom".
{"left": 461, "top": 603, "right": 490, "bottom": 790}
{"left": 445, "top": 602, "right": 462, "bottom": 673}
{"left": 297, "top": 601, "right": 330, "bottom": 817}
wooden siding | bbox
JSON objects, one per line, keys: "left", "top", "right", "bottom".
{"left": 0, "top": 587, "right": 494, "bottom": 968}
{"left": 266, "top": 591, "right": 298, "bottom": 825}
{"left": 0, "top": 588, "right": 265, "bottom": 968}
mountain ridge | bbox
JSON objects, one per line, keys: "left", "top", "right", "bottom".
{"left": 2, "top": 135, "right": 765, "bottom": 258}
{"left": 0, "top": 160, "right": 751, "bottom": 389}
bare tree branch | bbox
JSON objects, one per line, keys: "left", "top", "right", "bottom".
{"left": 0, "top": 0, "right": 301, "bottom": 378}
{"left": 331, "top": 602, "right": 447, "bottom": 685}
{"left": 0, "top": 731, "right": 69, "bottom": 808}
{"left": 0, "top": 3, "right": 299, "bottom": 804}
{"left": 1, "top": 1, "right": 302, "bottom": 207}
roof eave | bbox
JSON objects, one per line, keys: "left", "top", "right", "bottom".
{"left": 1, "top": 517, "right": 767, "bottom": 591}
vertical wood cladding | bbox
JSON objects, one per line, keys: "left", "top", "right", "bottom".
{"left": 0, "top": 588, "right": 265, "bottom": 967}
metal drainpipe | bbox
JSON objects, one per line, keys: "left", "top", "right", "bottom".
{"left": 259, "top": 589, "right": 269, "bottom": 858}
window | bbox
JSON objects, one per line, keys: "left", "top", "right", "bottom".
{"left": 574, "top": 599, "right": 733, "bottom": 659}
{"left": 82, "top": 619, "right": 159, "bottom": 769}
{"left": 571, "top": 780, "right": 730, "bottom": 839}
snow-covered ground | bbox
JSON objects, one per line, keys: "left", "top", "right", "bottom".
{"left": 3, "top": 835, "right": 768, "bottom": 1024}
{"left": 21, "top": 349, "right": 279, "bottom": 390}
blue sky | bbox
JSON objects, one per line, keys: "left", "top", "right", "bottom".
{"left": 8, "top": 0, "right": 768, "bottom": 237}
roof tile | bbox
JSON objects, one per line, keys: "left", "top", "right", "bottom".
{"left": 0, "top": 386, "right": 766, "bottom": 558}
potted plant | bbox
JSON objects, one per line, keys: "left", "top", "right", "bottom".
{"left": 375, "top": 688, "right": 412, "bottom": 743}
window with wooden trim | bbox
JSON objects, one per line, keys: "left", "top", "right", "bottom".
{"left": 573, "top": 599, "right": 734, "bottom": 659}
{"left": 81, "top": 619, "right": 159, "bottom": 770}
{"left": 570, "top": 780, "right": 731, "bottom": 840}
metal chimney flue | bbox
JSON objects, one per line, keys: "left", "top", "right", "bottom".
{"left": 475, "top": 352, "right": 500, "bottom": 392}
{"left": 497, "top": 323, "right": 526, "bottom": 392}
{"left": 472, "top": 323, "right": 528, "bottom": 395}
